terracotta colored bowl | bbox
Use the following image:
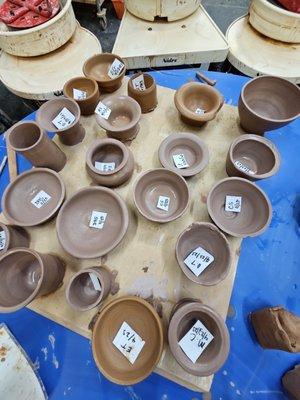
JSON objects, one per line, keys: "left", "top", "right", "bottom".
{"left": 56, "top": 187, "right": 129, "bottom": 258}
{"left": 207, "top": 177, "right": 272, "bottom": 237}
{"left": 238, "top": 76, "right": 300, "bottom": 134}
{"left": 226, "top": 134, "right": 280, "bottom": 180}
{"left": 133, "top": 168, "right": 190, "bottom": 223}
{"left": 176, "top": 222, "right": 231, "bottom": 286}
{"left": 2, "top": 168, "right": 66, "bottom": 227}
{"left": 158, "top": 133, "right": 209, "bottom": 177}
{"left": 0, "top": 222, "right": 30, "bottom": 254}
{"left": 127, "top": 73, "right": 158, "bottom": 113}
{"left": 92, "top": 296, "right": 164, "bottom": 385}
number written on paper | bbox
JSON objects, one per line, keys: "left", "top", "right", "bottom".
{"left": 95, "top": 162, "right": 116, "bottom": 172}
{"left": 132, "top": 74, "right": 146, "bottom": 91}
{"left": 234, "top": 160, "right": 255, "bottom": 175}
{"left": 52, "top": 107, "right": 75, "bottom": 130}
{"left": 31, "top": 190, "right": 51, "bottom": 209}
{"left": 195, "top": 108, "right": 205, "bottom": 115}
{"left": 0, "top": 231, "right": 6, "bottom": 251}
{"left": 89, "top": 210, "right": 107, "bottom": 230}
{"left": 95, "top": 102, "right": 111, "bottom": 120}
{"left": 108, "top": 58, "right": 125, "bottom": 79}
{"left": 184, "top": 246, "right": 214, "bottom": 277}
{"left": 225, "top": 195, "right": 242, "bottom": 213}
{"left": 173, "top": 153, "right": 189, "bottom": 169}
{"left": 112, "top": 321, "right": 145, "bottom": 364}
{"left": 157, "top": 196, "right": 170, "bottom": 212}
{"left": 73, "top": 88, "right": 87, "bottom": 100}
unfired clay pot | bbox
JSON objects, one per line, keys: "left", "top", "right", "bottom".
{"left": 133, "top": 168, "right": 190, "bottom": 223}
{"left": 176, "top": 222, "right": 231, "bottom": 286}
{"left": 282, "top": 365, "right": 300, "bottom": 400}
{"left": 127, "top": 73, "right": 158, "bottom": 113}
{"left": 2, "top": 168, "right": 66, "bottom": 227}
{"left": 207, "top": 177, "right": 272, "bottom": 238}
{"left": 238, "top": 76, "right": 300, "bottom": 135}
{"left": 7, "top": 121, "right": 66, "bottom": 172}
{"left": 174, "top": 82, "right": 224, "bottom": 127}
{"left": 168, "top": 300, "right": 230, "bottom": 376}
{"left": 86, "top": 138, "right": 134, "bottom": 187}
{"left": 0, "top": 248, "right": 65, "bottom": 313}
{"left": 92, "top": 296, "right": 164, "bottom": 385}
{"left": 0, "top": 222, "right": 30, "bottom": 253}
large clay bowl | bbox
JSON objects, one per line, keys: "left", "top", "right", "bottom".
{"left": 56, "top": 187, "right": 129, "bottom": 258}
{"left": 1, "top": 168, "right": 65, "bottom": 227}
{"left": 207, "top": 177, "right": 272, "bottom": 237}
{"left": 92, "top": 296, "right": 164, "bottom": 385}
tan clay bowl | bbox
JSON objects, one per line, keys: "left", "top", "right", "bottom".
{"left": 127, "top": 73, "right": 158, "bottom": 113}
{"left": 92, "top": 296, "right": 164, "bottom": 385}
{"left": 0, "top": 223, "right": 30, "bottom": 254}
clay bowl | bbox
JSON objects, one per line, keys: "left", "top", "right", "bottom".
{"left": 133, "top": 168, "right": 190, "bottom": 223}
{"left": 176, "top": 222, "right": 231, "bottom": 286}
{"left": 127, "top": 73, "right": 158, "bottom": 113}
{"left": 174, "top": 82, "right": 224, "bottom": 127}
{"left": 86, "top": 138, "right": 134, "bottom": 187}
{"left": 0, "top": 222, "right": 30, "bottom": 254}
{"left": 207, "top": 177, "right": 272, "bottom": 238}
{"left": 158, "top": 133, "right": 209, "bottom": 178}
{"left": 238, "top": 76, "right": 300, "bottom": 134}
{"left": 2, "top": 168, "right": 65, "bottom": 227}
{"left": 226, "top": 134, "right": 280, "bottom": 180}
{"left": 92, "top": 296, "right": 164, "bottom": 385}
{"left": 56, "top": 187, "right": 129, "bottom": 259}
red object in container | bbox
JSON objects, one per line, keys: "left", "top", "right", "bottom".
{"left": 111, "top": 0, "right": 124, "bottom": 19}
{"left": 277, "top": 0, "right": 300, "bottom": 13}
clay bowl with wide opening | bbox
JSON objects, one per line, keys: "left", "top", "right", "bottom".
{"left": 133, "top": 168, "right": 190, "bottom": 223}
{"left": 92, "top": 296, "right": 164, "bottom": 385}
{"left": 207, "top": 177, "right": 272, "bottom": 238}
{"left": 56, "top": 187, "right": 129, "bottom": 259}
{"left": 2, "top": 168, "right": 65, "bottom": 227}
{"left": 158, "top": 133, "right": 209, "bottom": 178}
{"left": 127, "top": 73, "right": 158, "bottom": 113}
{"left": 0, "top": 222, "right": 30, "bottom": 254}
{"left": 238, "top": 76, "right": 300, "bottom": 134}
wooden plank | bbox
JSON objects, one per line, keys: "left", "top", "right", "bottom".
{"left": 6, "top": 145, "right": 17, "bottom": 182}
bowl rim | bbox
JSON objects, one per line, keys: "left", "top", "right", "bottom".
{"left": 83, "top": 52, "right": 126, "bottom": 84}
{"left": 128, "top": 72, "right": 156, "bottom": 95}
{"left": 7, "top": 120, "right": 44, "bottom": 152}
{"left": 63, "top": 76, "right": 99, "bottom": 103}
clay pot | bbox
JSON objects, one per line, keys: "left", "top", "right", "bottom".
{"left": 83, "top": 53, "right": 126, "bottom": 93}
{"left": 175, "top": 222, "right": 231, "bottom": 286}
{"left": 7, "top": 121, "right": 66, "bottom": 172}
{"left": 174, "top": 82, "right": 224, "bottom": 127}
{"left": 168, "top": 300, "right": 230, "bottom": 376}
{"left": 56, "top": 187, "right": 129, "bottom": 259}
{"left": 92, "top": 296, "right": 164, "bottom": 385}
{"left": 2, "top": 168, "right": 65, "bottom": 227}
{"left": 207, "top": 177, "right": 272, "bottom": 238}
{"left": 63, "top": 76, "right": 100, "bottom": 116}
{"left": 127, "top": 73, "right": 158, "bottom": 113}
{"left": 0, "top": 248, "right": 65, "bottom": 313}
{"left": 86, "top": 138, "right": 134, "bottom": 187}
{"left": 226, "top": 134, "right": 280, "bottom": 180}
{"left": 133, "top": 168, "right": 190, "bottom": 223}
{"left": 0, "top": 222, "right": 30, "bottom": 253}
{"left": 36, "top": 97, "right": 85, "bottom": 146}
{"left": 95, "top": 95, "right": 141, "bottom": 142}
{"left": 158, "top": 133, "right": 209, "bottom": 178}
{"left": 238, "top": 76, "right": 300, "bottom": 135}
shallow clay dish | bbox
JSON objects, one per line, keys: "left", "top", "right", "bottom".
{"left": 127, "top": 73, "right": 158, "bottom": 113}
{"left": 0, "top": 222, "right": 30, "bottom": 254}
{"left": 158, "top": 133, "right": 209, "bottom": 177}
{"left": 2, "top": 168, "right": 65, "bottom": 227}
{"left": 133, "top": 168, "right": 190, "bottom": 223}
{"left": 56, "top": 187, "right": 129, "bottom": 258}
{"left": 92, "top": 296, "right": 164, "bottom": 385}
{"left": 207, "top": 177, "right": 272, "bottom": 237}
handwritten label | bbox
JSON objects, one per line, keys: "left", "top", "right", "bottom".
{"left": 31, "top": 190, "right": 51, "bottom": 209}
{"left": 184, "top": 246, "right": 214, "bottom": 277}
{"left": 225, "top": 195, "right": 242, "bottom": 213}
{"left": 89, "top": 211, "right": 107, "bottom": 230}
{"left": 0, "top": 231, "right": 6, "bottom": 250}
{"left": 132, "top": 74, "right": 146, "bottom": 91}
{"left": 73, "top": 88, "right": 87, "bottom": 100}
{"left": 108, "top": 58, "right": 125, "bottom": 79}
{"left": 234, "top": 160, "right": 255, "bottom": 175}
{"left": 95, "top": 101, "right": 111, "bottom": 120}
{"left": 195, "top": 108, "right": 205, "bottom": 115}
{"left": 95, "top": 162, "right": 116, "bottom": 172}
{"left": 173, "top": 154, "right": 189, "bottom": 169}
{"left": 89, "top": 273, "right": 101, "bottom": 291}
{"left": 52, "top": 107, "right": 75, "bottom": 130}
{"left": 157, "top": 196, "right": 170, "bottom": 212}
{"left": 113, "top": 321, "right": 145, "bottom": 364}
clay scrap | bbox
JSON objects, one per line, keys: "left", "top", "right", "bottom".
{"left": 282, "top": 365, "right": 300, "bottom": 400}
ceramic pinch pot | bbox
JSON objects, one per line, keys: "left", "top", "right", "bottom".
{"left": 174, "top": 82, "right": 224, "bottom": 127}
{"left": 238, "top": 76, "right": 300, "bottom": 135}
{"left": 0, "top": 222, "right": 30, "bottom": 254}
{"left": 127, "top": 73, "right": 158, "bottom": 113}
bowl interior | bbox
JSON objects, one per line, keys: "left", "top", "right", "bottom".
{"left": 181, "top": 85, "right": 219, "bottom": 113}
{"left": 84, "top": 54, "right": 119, "bottom": 82}
{"left": 91, "top": 143, "right": 125, "bottom": 171}
{"left": 9, "top": 122, "right": 41, "bottom": 150}
{"left": 37, "top": 98, "right": 79, "bottom": 131}
{"left": 64, "top": 77, "right": 97, "bottom": 99}
{"left": 163, "top": 137, "right": 204, "bottom": 171}
{"left": 68, "top": 271, "right": 102, "bottom": 309}
{"left": 103, "top": 97, "right": 139, "bottom": 129}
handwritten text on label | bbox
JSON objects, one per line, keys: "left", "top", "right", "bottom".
{"left": 108, "top": 58, "right": 125, "bottom": 79}
{"left": 52, "top": 107, "right": 75, "bottom": 130}
{"left": 225, "top": 195, "right": 242, "bottom": 213}
{"left": 132, "top": 74, "right": 146, "bottom": 91}
{"left": 173, "top": 153, "right": 189, "bottom": 169}
{"left": 234, "top": 160, "right": 255, "bottom": 175}
{"left": 184, "top": 246, "right": 214, "bottom": 277}
{"left": 73, "top": 88, "right": 87, "bottom": 100}
{"left": 31, "top": 190, "right": 51, "bottom": 209}
{"left": 113, "top": 321, "right": 145, "bottom": 364}
{"left": 157, "top": 196, "right": 170, "bottom": 212}
{"left": 95, "top": 162, "right": 116, "bottom": 172}
{"left": 95, "top": 102, "right": 111, "bottom": 120}
{"left": 89, "top": 211, "right": 107, "bottom": 229}
{"left": 0, "top": 231, "right": 6, "bottom": 250}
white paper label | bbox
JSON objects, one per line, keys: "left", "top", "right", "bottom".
{"left": 31, "top": 190, "right": 51, "bottom": 209}
{"left": 184, "top": 246, "right": 214, "bottom": 277}
{"left": 0, "top": 231, "right": 6, "bottom": 250}
{"left": 73, "top": 88, "right": 87, "bottom": 100}
{"left": 234, "top": 160, "right": 255, "bottom": 175}
{"left": 173, "top": 154, "right": 189, "bottom": 169}
{"left": 157, "top": 196, "right": 170, "bottom": 211}
{"left": 195, "top": 108, "right": 205, "bottom": 115}
{"left": 89, "top": 210, "right": 107, "bottom": 229}
{"left": 95, "top": 162, "right": 116, "bottom": 172}
{"left": 132, "top": 74, "right": 146, "bottom": 91}
{"left": 52, "top": 107, "right": 75, "bottom": 130}
{"left": 108, "top": 58, "right": 125, "bottom": 79}
{"left": 95, "top": 101, "right": 111, "bottom": 120}
{"left": 89, "top": 273, "right": 102, "bottom": 291}
{"left": 225, "top": 195, "right": 242, "bottom": 213}
{"left": 112, "top": 321, "right": 145, "bottom": 364}
{"left": 179, "top": 320, "right": 214, "bottom": 363}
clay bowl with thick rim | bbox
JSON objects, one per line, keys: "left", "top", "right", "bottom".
{"left": 133, "top": 168, "right": 190, "bottom": 223}
{"left": 0, "top": 222, "right": 30, "bottom": 254}
{"left": 56, "top": 186, "right": 129, "bottom": 259}
{"left": 174, "top": 82, "right": 224, "bottom": 127}
{"left": 226, "top": 134, "right": 280, "bottom": 180}
{"left": 176, "top": 222, "right": 231, "bottom": 286}
{"left": 238, "top": 76, "right": 300, "bottom": 134}
{"left": 127, "top": 73, "right": 158, "bottom": 113}
{"left": 207, "top": 177, "right": 272, "bottom": 238}
{"left": 158, "top": 133, "right": 209, "bottom": 177}
{"left": 92, "top": 296, "right": 164, "bottom": 385}
{"left": 2, "top": 168, "right": 65, "bottom": 227}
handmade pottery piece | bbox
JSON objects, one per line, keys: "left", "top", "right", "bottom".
{"left": 282, "top": 365, "right": 300, "bottom": 400}
{"left": 92, "top": 296, "right": 164, "bottom": 385}
{"left": 238, "top": 76, "right": 300, "bottom": 135}
{"left": 207, "top": 177, "right": 272, "bottom": 237}
{"left": 86, "top": 138, "right": 134, "bottom": 187}
{"left": 0, "top": 222, "right": 30, "bottom": 253}
{"left": 2, "top": 168, "right": 65, "bottom": 227}
{"left": 133, "top": 168, "right": 190, "bottom": 223}
{"left": 127, "top": 73, "right": 158, "bottom": 113}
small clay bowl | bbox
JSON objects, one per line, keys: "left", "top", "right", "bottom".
{"left": 86, "top": 138, "right": 134, "bottom": 187}
{"left": 207, "top": 177, "right": 272, "bottom": 238}
{"left": 56, "top": 187, "right": 129, "bottom": 259}
{"left": 133, "top": 168, "right": 190, "bottom": 223}
{"left": 238, "top": 76, "right": 300, "bottom": 134}
{"left": 127, "top": 73, "right": 158, "bottom": 113}
{"left": 174, "top": 82, "right": 224, "bottom": 127}
{"left": 95, "top": 95, "right": 141, "bottom": 141}
{"left": 158, "top": 133, "right": 209, "bottom": 177}
{"left": 226, "top": 134, "right": 280, "bottom": 180}
{"left": 176, "top": 222, "right": 231, "bottom": 286}
{"left": 0, "top": 222, "right": 30, "bottom": 254}
{"left": 2, "top": 168, "right": 65, "bottom": 227}
{"left": 92, "top": 296, "right": 164, "bottom": 385}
